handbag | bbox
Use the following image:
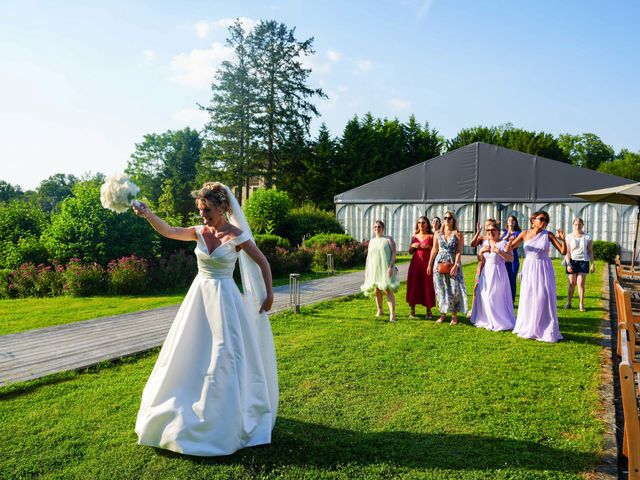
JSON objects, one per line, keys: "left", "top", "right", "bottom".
{"left": 438, "top": 262, "right": 453, "bottom": 275}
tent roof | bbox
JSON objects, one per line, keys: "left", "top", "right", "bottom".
{"left": 334, "top": 142, "right": 634, "bottom": 204}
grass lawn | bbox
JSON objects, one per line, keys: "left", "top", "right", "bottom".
{"left": 0, "top": 261, "right": 608, "bottom": 479}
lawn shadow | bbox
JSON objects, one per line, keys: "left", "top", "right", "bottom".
{"left": 158, "top": 417, "right": 595, "bottom": 475}
{"left": 558, "top": 315, "right": 607, "bottom": 345}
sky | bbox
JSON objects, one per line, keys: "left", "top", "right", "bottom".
{"left": 1, "top": 0, "right": 639, "bottom": 190}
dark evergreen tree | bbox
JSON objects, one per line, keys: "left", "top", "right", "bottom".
{"left": 248, "top": 20, "right": 326, "bottom": 187}
{"left": 201, "top": 20, "right": 259, "bottom": 203}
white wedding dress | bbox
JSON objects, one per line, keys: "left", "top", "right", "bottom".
{"left": 135, "top": 222, "right": 278, "bottom": 456}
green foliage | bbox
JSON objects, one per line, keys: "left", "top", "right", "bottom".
{"left": 303, "top": 233, "right": 358, "bottom": 248}
{"left": 201, "top": 20, "right": 260, "bottom": 199}
{"left": 35, "top": 173, "right": 77, "bottom": 213}
{"left": 592, "top": 240, "right": 618, "bottom": 263}
{"left": 0, "top": 269, "right": 10, "bottom": 299}
{"left": 62, "top": 259, "right": 106, "bottom": 296}
{"left": 447, "top": 124, "right": 569, "bottom": 163}
{"left": 302, "top": 234, "right": 366, "bottom": 270}
{"left": 244, "top": 188, "right": 293, "bottom": 234}
{"left": 597, "top": 149, "right": 640, "bottom": 181}
{"left": 42, "top": 180, "right": 156, "bottom": 264}
{"left": 0, "top": 180, "right": 24, "bottom": 203}
{"left": 254, "top": 234, "right": 292, "bottom": 256}
{"left": 558, "top": 133, "right": 615, "bottom": 170}
{"left": 279, "top": 204, "right": 344, "bottom": 246}
{"left": 248, "top": 20, "right": 327, "bottom": 187}
{"left": 107, "top": 255, "right": 150, "bottom": 295}
{"left": 0, "top": 200, "right": 49, "bottom": 269}
{"left": 126, "top": 128, "right": 202, "bottom": 224}
{"left": 268, "top": 248, "right": 313, "bottom": 276}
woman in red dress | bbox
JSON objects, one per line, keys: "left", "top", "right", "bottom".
{"left": 406, "top": 216, "right": 436, "bottom": 319}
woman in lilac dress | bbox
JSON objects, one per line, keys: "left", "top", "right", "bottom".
{"left": 510, "top": 211, "right": 567, "bottom": 343}
{"left": 470, "top": 219, "right": 516, "bottom": 331}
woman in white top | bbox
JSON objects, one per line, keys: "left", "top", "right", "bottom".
{"left": 564, "top": 217, "right": 595, "bottom": 312}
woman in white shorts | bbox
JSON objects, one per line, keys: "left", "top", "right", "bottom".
{"left": 564, "top": 217, "right": 595, "bottom": 312}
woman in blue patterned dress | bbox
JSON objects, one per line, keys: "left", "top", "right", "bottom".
{"left": 500, "top": 215, "right": 521, "bottom": 303}
{"left": 427, "top": 211, "right": 468, "bottom": 325}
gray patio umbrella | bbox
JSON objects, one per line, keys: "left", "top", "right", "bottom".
{"left": 573, "top": 182, "right": 640, "bottom": 270}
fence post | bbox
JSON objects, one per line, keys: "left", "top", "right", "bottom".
{"left": 326, "top": 253, "right": 334, "bottom": 275}
{"left": 289, "top": 273, "right": 301, "bottom": 313}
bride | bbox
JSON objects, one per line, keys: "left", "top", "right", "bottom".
{"left": 133, "top": 182, "right": 278, "bottom": 456}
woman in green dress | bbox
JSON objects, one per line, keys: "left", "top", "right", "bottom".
{"left": 360, "top": 220, "right": 400, "bottom": 322}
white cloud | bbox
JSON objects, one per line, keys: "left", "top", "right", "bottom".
{"left": 142, "top": 49, "right": 157, "bottom": 65}
{"left": 194, "top": 21, "right": 211, "bottom": 39}
{"left": 193, "top": 17, "right": 257, "bottom": 38}
{"left": 173, "top": 107, "right": 210, "bottom": 129}
{"left": 327, "top": 49, "right": 341, "bottom": 62}
{"left": 353, "top": 59, "right": 373, "bottom": 75}
{"left": 170, "top": 42, "right": 234, "bottom": 89}
{"left": 388, "top": 97, "right": 412, "bottom": 112}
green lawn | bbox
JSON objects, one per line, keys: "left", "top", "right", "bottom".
{"left": 0, "top": 261, "right": 608, "bottom": 479}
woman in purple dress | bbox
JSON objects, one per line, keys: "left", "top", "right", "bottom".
{"left": 510, "top": 211, "right": 567, "bottom": 343}
{"left": 470, "top": 219, "right": 516, "bottom": 331}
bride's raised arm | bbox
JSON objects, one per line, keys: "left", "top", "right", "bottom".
{"left": 133, "top": 201, "right": 197, "bottom": 242}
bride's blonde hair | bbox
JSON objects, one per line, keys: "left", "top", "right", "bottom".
{"left": 191, "top": 182, "right": 232, "bottom": 215}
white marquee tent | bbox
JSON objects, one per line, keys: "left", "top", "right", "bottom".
{"left": 334, "top": 142, "right": 638, "bottom": 258}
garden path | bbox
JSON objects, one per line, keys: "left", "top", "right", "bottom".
{"left": 0, "top": 257, "right": 477, "bottom": 386}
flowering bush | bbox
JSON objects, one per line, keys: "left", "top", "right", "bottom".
{"left": 302, "top": 234, "right": 366, "bottom": 271}
{"left": 150, "top": 250, "right": 197, "bottom": 291}
{"left": 108, "top": 255, "right": 149, "bottom": 295}
{"left": 6, "top": 263, "right": 38, "bottom": 297}
{"left": 33, "top": 262, "right": 65, "bottom": 297}
{"left": 63, "top": 259, "right": 106, "bottom": 296}
{"left": 254, "top": 234, "right": 292, "bottom": 257}
{"left": 268, "top": 247, "right": 313, "bottom": 277}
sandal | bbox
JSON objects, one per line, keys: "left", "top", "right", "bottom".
{"left": 450, "top": 315, "right": 459, "bottom": 326}
{"left": 436, "top": 316, "right": 445, "bottom": 324}
{"left": 409, "top": 310, "right": 416, "bottom": 319}
{"left": 375, "top": 310, "right": 384, "bottom": 317}
{"left": 425, "top": 312, "right": 433, "bottom": 320}
{"left": 389, "top": 317, "right": 397, "bottom": 323}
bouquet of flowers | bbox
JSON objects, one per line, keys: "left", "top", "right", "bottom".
{"left": 100, "top": 173, "right": 141, "bottom": 213}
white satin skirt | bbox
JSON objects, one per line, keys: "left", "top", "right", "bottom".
{"left": 135, "top": 275, "right": 278, "bottom": 456}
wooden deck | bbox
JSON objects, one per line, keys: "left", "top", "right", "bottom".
{"left": 0, "top": 258, "right": 477, "bottom": 386}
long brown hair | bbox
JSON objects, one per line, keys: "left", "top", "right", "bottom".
{"left": 414, "top": 216, "right": 433, "bottom": 234}
{"left": 442, "top": 211, "right": 458, "bottom": 233}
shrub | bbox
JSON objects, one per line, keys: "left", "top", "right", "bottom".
{"left": 303, "top": 243, "right": 366, "bottom": 271}
{"left": 63, "top": 259, "right": 106, "bottom": 296}
{"left": 244, "top": 188, "right": 292, "bottom": 235}
{"left": 7, "top": 263, "right": 38, "bottom": 297}
{"left": 108, "top": 255, "right": 149, "bottom": 295}
{"left": 33, "top": 262, "right": 65, "bottom": 297}
{"left": 0, "top": 236, "right": 49, "bottom": 270}
{"left": 279, "top": 204, "right": 344, "bottom": 246}
{"left": 268, "top": 247, "right": 313, "bottom": 277}
{"left": 254, "top": 234, "right": 291, "bottom": 257}
{"left": 593, "top": 240, "right": 619, "bottom": 263}
{"left": 151, "top": 249, "right": 197, "bottom": 291}
{"left": 0, "top": 269, "right": 11, "bottom": 299}
{"left": 303, "top": 233, "right": 358, "bottom": 249}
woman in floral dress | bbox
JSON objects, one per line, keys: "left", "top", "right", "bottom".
{"left": 427, "top": 211, "right": 468, "bottom": 325}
